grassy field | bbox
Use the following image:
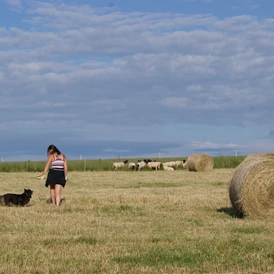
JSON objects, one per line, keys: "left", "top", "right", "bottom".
{"left": 0, "top": 155, "right": 246, "bottom": 172}
{"left": 0, "top": 169, "right": 273, "bottom": 273}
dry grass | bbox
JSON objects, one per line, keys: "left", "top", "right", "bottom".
{"left": 0, "top": 170, "right": 274, "bottom": 274}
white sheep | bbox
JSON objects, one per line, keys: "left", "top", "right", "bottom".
{"left": 147, "top": 161, "right": 161, "bottom": 170}
{"left": 112, "top": 160, "right": 128, "bottom": 170}
{"left": 136, "top": 160, "right": 147, "bottom": 171}
{"left": 162, "top": 161, "right": 177, "bottom": 168}
{"left": 175, "top": 161, "right": 183, "bottom": 167}
{"left": 162, "top": 164, "right": 174, "bottom": 171}
{"left": 128, "top": 162, "right": 136, "bottom": 171}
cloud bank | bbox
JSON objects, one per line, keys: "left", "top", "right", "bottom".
{"left": 1, "top": 1, "right": 274, "bottom": 160}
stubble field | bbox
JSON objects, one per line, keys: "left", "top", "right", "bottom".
{"left": 0, "top": 169, "right": 273, "bottom": 274}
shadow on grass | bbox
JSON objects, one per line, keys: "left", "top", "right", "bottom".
{"left": 46, "top": 197, "right": 66, "bottom": 204}
{"left": 217, "top": 207, "right": 243, "bottom": 219}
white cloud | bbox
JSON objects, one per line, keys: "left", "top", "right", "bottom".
{"left": 161, "top": 97, "right": 188, "bottom": 108}
{"left": 191, "top": 141, "right": 239, "bottom": 149}
{"left": 0, "top": 1, "right": 274, "bottom": 159}
{"left": 4, "top": 0, "right": 22, "bottom": 10}
{"left": 186, "top": 85, "right": 202, "bottom": 92}
{"left": 1, "top": 5, "right": 273, "bottom": 128}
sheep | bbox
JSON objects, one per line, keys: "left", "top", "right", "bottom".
{"left": 136, "top": 160, "right": 147, "bottom": 171}
{"left": 182, "top": 160, "right": 187, "bottom": 168}
{"left": 162, "top": 161, "right": 177, "bottom": 168}
{"left": 162, "top": 164, "right": 174, "bottom": 171}
{"left": 147, "top": 161, "right": 161, "bottom": 170}
{"left": 128, "top": 162, "right": 136, "bottom": 171}
{"left": 175, "top": 161, "right": 183, "bottom": 167}
{"left": 112, "top": 160, "right": 128, "bottom": 170}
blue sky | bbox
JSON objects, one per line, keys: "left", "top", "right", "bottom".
{"left": 1, "top": 0, "right": 274, "bottom": 161}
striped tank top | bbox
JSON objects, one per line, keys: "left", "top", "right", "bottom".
{"left": 51, "top": 156, "right": 65, "bottom": 171}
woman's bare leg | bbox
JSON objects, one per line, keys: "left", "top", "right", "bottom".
{"left": 55, "top": 184, "right": 62, "bottom": 206}
{"left": 50, "top": 185, "right": 56, "bottom": 205}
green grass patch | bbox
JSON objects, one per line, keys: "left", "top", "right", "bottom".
{"left": 114, "top": 237, "right": 274, "bottom": 272}
{"left": 99, "top": 204, "right": 144, "bottom": 215}
{"left": 114, "top": 246, "right": 210, "bottom": 267}
{"left": 211, "top": 181, "right": 225, "bottom": 186}
{"left": 232, "top": 226, "right": 265, "bottom": 234}
{"left": 43, "top": 236, "right": 98, "bottom": 247}
{"left": 118, "top": 182, "right": 184, "bottom": 188}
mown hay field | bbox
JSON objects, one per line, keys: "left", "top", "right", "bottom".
{"left": 0, "top": 169, "right": 274, "bottom": 274}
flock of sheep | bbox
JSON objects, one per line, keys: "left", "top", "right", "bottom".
{"left": 112, "top": 159, "right": 187, "bottom": 171}
{"left": 112, "top": 153, "right": 215, "bottom": 172}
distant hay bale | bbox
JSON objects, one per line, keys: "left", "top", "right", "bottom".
{"left": 229, "top": 153, "right": 274, "bottom": 218}
{"left": 186, "top": 153, "right": 214, "bottom": 172}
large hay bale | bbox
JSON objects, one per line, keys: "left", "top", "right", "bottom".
{"left": 186, "top": 153, "right": 214, "bottom": 172}
{"left": 231, "top": 153, "right": 274, "bottom": 177}
{"left": 241, "top": 153, "right": 274, "bottom": 165}
{"left": 229, "top": 153, "right": 274, "bottom": 218}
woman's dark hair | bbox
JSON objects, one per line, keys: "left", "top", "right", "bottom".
{"left": 47, "top": 144, "right": 61, "bottom": 156}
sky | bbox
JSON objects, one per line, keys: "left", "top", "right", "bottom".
{"left": 1, "top": 0, "right": 274, "bottom": 161}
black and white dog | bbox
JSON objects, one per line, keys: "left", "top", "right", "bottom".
{"left": 0, "top": 189, "right": 33, "bottom": 206}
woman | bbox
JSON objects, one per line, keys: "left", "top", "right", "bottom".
{"left": 38, "top": 144, "right": 68, "bottom": 206}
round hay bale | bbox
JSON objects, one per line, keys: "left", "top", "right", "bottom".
{"left": 186, "top": 153, "right": 214, "bottom": 172}
{"left": 233, "top": 153, "right": 274, "bottom": 176}
{"left": 229, "top": 154, "right": 274, "bottom": 218}
{"left": 241, "top": 153, "right": 274, "bottom": 165}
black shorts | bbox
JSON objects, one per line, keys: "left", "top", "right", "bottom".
{"left": 45, "top": 169, "right": 66, "bottom": 188}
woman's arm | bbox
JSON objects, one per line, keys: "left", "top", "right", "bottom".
{"left": 38, "top": 155, "right": 53, "bottom": 177}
